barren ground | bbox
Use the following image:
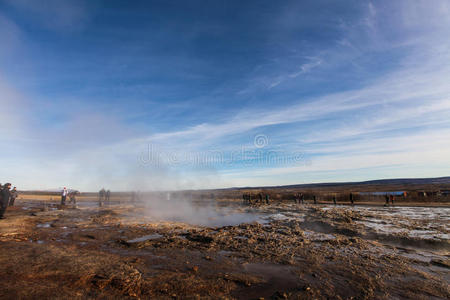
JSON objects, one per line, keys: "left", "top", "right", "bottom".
{"left": 0, "top": 197, "right": 448, "bottom": 299}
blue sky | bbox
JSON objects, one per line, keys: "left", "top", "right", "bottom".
{"left": 1, "top": 0, "right": 449, "bottom": 191}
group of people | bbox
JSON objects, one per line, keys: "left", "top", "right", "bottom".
{"left": 242, "top": 192, "right": 360, "bottom": 206}
{"left": 61, "top": 187, "right": 112, "bottom": 207}
{"left": 0, "top": 183, "right": 18, "bottom": 219}
{"left": 385, "top": 194, "right": 396, "bottom": 206}
{"left": 242, "top": 193, "right": 270, "bottom": 205}
{"left": 294, "top": 192, "right": 305, "bottom": 204}
{"left": 298, "top": 193, "right": 354, "bottom": 205}
{"left": 61, "top": 187, "right": 79, "bottom": 206}
{"left": 98, "top": 188, "right": 111, "bottom": 207}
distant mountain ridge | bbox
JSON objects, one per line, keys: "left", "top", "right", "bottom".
{"left": 232, "top": 176, "right": 450, "bottom": 190}
{"left": 17, "top": 176, "right": 450, "bottom": 193}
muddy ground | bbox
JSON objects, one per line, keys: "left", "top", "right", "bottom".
{"left": 0, "top": 199, "right": 448, "bottom": 299}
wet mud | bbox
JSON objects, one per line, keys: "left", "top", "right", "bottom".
{"left": 0, "top": 200, "right": 448, "bottom": 299}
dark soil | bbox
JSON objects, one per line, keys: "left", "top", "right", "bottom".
{"left": 0, "top": 201, "right": 448, "bottom": 299}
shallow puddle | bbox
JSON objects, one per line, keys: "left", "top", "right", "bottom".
{"left": 127, "top": 234, "right": 163, "bottom": 243}
{"left": 36, "top": 223, "right": 51, "bottom": 228}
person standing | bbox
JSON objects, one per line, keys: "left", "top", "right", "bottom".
{"left": 61, "top": 187, "right": 68, "bottom": 205}
{"left": 68, "top": 191, "right": 78, "bottom": 206}
{"left": 9, "top": 187, "right": 18, "bottom": 206}
{"left": 385, "top": 194, "right": 390, "bottom": 206}
{"left": 313, "top": 195, "right": 317, "bottom": 205}
{"left": 0, "top": 183, "right": 12, "bottom": 219}
{"left": 105, "top": 190, "right": 111, "bottom": 205}
{"left": 349, "top": 193, "right": 354, "bottom": 205}
{"left": 333, "top": 195, "right": 337, "bottom": 205}
{"left": 99, "top": 188, "right": 105, "bottom": 207}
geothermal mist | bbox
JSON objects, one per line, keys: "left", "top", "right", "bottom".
{"left": 138, "top": 192, "right": 263, "bottom": 227}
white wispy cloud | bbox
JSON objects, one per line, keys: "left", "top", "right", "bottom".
{"left": 1, "top": 0, "right": 450, "bottom": 190}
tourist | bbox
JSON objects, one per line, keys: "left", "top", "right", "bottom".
{"left": 0, "top": 183, "right": 12, "bottom": 219}
{"left": 9, "top": 187, "right": 18, "bottom": 206}
{"left": 99, "top": 188, "right": 106, "bottom": 207}
{"left": 61, "top": 187, "right": 68, "bottom": 205}
{"left": 68, "top": 191, "right": 78, "bottom": 206}
{"left": 105, "top": 190, "right": 111, "bottom": 205}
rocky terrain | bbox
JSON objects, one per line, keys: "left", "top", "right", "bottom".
{"left": 0, "top": 199, "right": 448, "bottom": 299}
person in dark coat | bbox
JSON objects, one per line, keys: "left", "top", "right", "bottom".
{"left": 294, "top": 193, "right": 299, "bottom": 204}
{"left": 68, "top": 191, "right": 78, "bottom": 206}
{"left": 313, "top": 195, "right": 317, "bottom": 205}
{"left": 333, "top": 195, "right": 337, "bottom": 205}
{"left": 9, "top": 187, "right": 18, "bottom": 206}
{"left": 99, "top": 188, "right": 106, "bottom": 207}
{"left": 0, "top": 183, "right": 12, "bottom": 219}
{"left": 105, "top": 190, "right": 111, "bottom": 205}
{"left": 349, "top": 193, "right": 354, "bottom": 205}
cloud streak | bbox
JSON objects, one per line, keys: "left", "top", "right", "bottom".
{"left": 0, "top": 0, "right": 449, "bottom": 190}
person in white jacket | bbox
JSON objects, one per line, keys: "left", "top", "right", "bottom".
{"left": 61, "top": 187, "right": 68, "bottom": 205}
